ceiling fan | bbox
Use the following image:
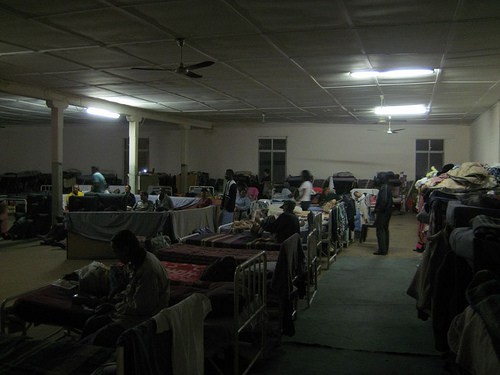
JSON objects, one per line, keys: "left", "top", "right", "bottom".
{"left": 385, "top": 116, "right": 405, "bottom": 134}
{"left": 132, "top": 38, "right": 214, "bottom": 78}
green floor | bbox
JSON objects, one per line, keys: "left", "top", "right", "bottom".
{"left": 251, "top": 255, "right": 447, "bottom": 374}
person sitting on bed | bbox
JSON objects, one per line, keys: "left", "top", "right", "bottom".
{"left": 80, "top": 229, "right": 170, "bottom": 347}
{"left": 155, "top": 188, "right": 174, "bottom": 211}
{"left": 133, "top": 191, "right": 154, "bottom": 211}
{"left": 122, "top": 184, "right": 136, "bottom": 210}
{"left": 235, "top": 185, "right": 252, "bottom": 220}
{"left": 260, "top": 200, "right": 300, "bottom": 243}
{"left": 195, "top": 188, "right": 213, "bottom": 208}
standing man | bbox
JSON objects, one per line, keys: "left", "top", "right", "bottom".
{"left": 91, "top": 166, "right": 107, "bottom": 193}
{"left": 373, "top": 174, "right": 393, "bottom": 255}
{"left": 220, "top": 169, "right": 237, "bottom": 225}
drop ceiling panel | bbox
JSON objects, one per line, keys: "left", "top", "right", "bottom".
{"left": 132, "top": 0, "right": 256, "bottom": 38}
{"left": 202, "top": 100, "right": 254, "bottom": 111}
{"left": 189, "top": 35, "right": 282, "bottom": 62}
{"left": 1, "top": 53, "right": 86, "bottom": 74}
{"left": 233, "top": 0, "right": 347, "bottom": 32}
{"left": 344, "top": 0, "right": 459, "bottom": 25}
{"left": 164, "top": 101, "right": 213, "bottom": 111}
{"left": 43, "top": 9, "right": 168, "bottom": 45}
{"left": 0, "top": 0, "right": 106, "bottom": 16}
{"left": 357, "top": 24, "right": 450, "bottom": 54}
{"left": 367, "top": 54, "right": 443, "bottom": 71}
{"left": 0, "top": 14, "right": 94, "bottom": 50}
{"left": 50, "top": 47, "right": 146, "bottom": 69}
{"left": 55, "top": 71, "right": 132, "bottom": 86}
{"left": 448, "top": 20, "right": 500, "bottom": 52}
{"left": 455, "top": 0, "right": 500, "bottom": 19}
{"left": 440, "top": 67, "right": 500, "bottom": 82}
{"left": 117, "top": 40, "right": 210, "bottom": 68}
{"left": 270, "top": 29, "right": 363, "bottom": 58}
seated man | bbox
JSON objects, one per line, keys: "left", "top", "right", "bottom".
{"left": 235, "top": 186, "right": 252, "bottom": 220}
{"left": 260, "top": 200, "right": 300, "bottom": 243}
{"left": 81, "top": 229, "right": 170, "bottom": 347}
{"left": 155, "top": 188, "right": 174, "bottom": 211}
{"left": 133, "top": 191, "right": 154, "bottom": 211}
{"left": 122, "top": 184, "right": 136, "bottom": 210}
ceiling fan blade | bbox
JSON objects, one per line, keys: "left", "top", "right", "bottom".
{"left": 132, "top": 67, "right": 174, "bottom": 71}
{"left": 185, "top": 70, "right": 203, "bottom": 78}
{"left": 184, "top": 60, "right": 215, "bottom": 70}
{"left": 393, "top": 128, "right": 405, "bottom": 132}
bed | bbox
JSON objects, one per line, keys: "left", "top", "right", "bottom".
{"left": 1, "top": 251, "right": 268, "bottom": 375}
{"left": 66, "top": 205, "right": 217, "bottom": 259}
{"left": 157, "top": 242, "right": 280, "bottom": 265}
{"left": 0, "top": 334, "right": 115, "bottom": 375}
{"left": 182, "top": 231, "right": 282, "bottom": 251}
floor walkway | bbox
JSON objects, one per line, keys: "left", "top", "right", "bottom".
{"left": 252, "top": 213, "right": 449, "bottom": 374}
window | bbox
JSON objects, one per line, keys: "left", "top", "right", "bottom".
{"left": 258, "top": 138, "right": 287, "bottom": 183}
{"left": 124, "top": 138, "right": 150, "bottom": 182}
{"left": 415, "top": 139, "right": 444, "bottom": 180}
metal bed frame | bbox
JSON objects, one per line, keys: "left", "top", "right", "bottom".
{"left": 305, "top": 229, "right": 319, "bottom": 307}
{"left": 232, "top": 251, "right": 267, "bottom": 375}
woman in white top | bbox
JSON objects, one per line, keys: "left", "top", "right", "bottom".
{"left": 296, "top": 170, "right": 313, "bottom": 211}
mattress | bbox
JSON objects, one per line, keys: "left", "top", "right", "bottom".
{"left": 183, "top": 232, "right": 282, "bottom": 251}
{"left": 158, "top": 243, "right": 279, "bottom": 265}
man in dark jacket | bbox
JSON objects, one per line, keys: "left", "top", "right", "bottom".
{"left": 220, "top": 169, "right": 237, "bottom": 225}
{"left": 373, "top": 174, "right": 394, "bottom": 255}
{"left": 262, "top": 200, "right": 300, "bottom": 243}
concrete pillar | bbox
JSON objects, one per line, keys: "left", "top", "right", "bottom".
{"left": 126, "top": 116, "right": 142, "bottom": 193}
{"left": 180, "top": 125, "right": 191, "bottom": 194}
{"left": 46, "top": 100, "right": 68, "bottom": 223}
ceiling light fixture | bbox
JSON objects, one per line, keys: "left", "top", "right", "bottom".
{"left": 374, "top": 104, "right": 429, "bottom": 116}
{"left": 86, "top": 107, "right": 120, "bottom": 119}
{"left": 350, "top": 69, "right": 436, "bottom": 79}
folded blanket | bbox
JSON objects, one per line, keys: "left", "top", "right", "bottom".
{"left": 472, "top": 214, "right": 500, "bottom": 241}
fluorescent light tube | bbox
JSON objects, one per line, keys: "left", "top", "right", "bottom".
{"left": 86, "top": 107, "right": 120, "bottom": 119}
{"left": 379, "top": 69, "right": 435, "bottom": 79}
{"left": 350, "top": 69, "right": 436, "bottom": 79}
{"left": 374, "top": 105, "right": 428, "bottom": 116}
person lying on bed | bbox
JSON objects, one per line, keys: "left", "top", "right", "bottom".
{"left": 80, "top": 229, "right": 170, "bottom": 347}
{"left": 260, "top": 200, "right": 300, "bottom": 243}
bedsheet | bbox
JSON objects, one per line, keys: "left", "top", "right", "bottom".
{"left": 67, "top": 211, "right": 169, "bottom": 241}
{"left": 12, "top": 285, "right": 94, "bottom": 330}
{"left": 162, "top": 261, "right": 207, "bottom": 286}
{"left": 158, "top": 243, "right": 279, "bottom": 265}
{"left": 0, "top": 334, "right": 114, "bottom": 375}
{"left": 184, "top": 232, "right": 282, "bottom": 251}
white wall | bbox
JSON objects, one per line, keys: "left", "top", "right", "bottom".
{"left": 470, "top": 102, "right": 500, "bottom": 165}
{"left": 0, "top": 121, "right": 183, "bottom": 182}
{"left": 189, "top": 122, "right": 471, "bottom": 181}
{"left": 0, "top": 119, "right": 471, "bottom": 183}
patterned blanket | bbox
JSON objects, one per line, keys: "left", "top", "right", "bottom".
{"left": 158, "top": 243, "right": 279, "bottom": 265}
{"left": 184, "top": 232, "right": 281, "bottom": 251}
{"left": 0, "top": 334, "right": 113, "bottom": 375}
